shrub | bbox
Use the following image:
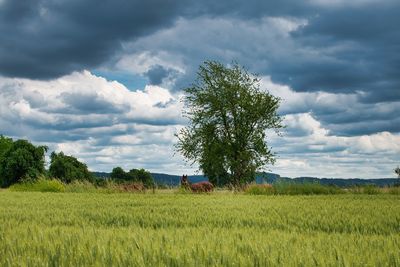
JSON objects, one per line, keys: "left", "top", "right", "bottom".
{"left": 9, "top": 178, "right": 65, "bottom": 192}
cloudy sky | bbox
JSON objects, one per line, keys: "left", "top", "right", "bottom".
{"left": 0, "top": 0, "right": 399, "bottom": 178}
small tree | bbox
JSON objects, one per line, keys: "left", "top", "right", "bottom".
{"left": 395, "top": 167, "right": 400, "bottom": 178}
{"left": 176, "top": 61, "right": 283, "bottom": 188}
{"left": 110, "top": 167, "right": 154, "bottom": 188}
{"left": 0, "top": 138, "right": 47, "bottom": 187}
{"left": 129, "top": 168, "right": 154, "bottom": 188}
{"left": 111, "top": 167, "right": 128, "bottom": 180}
{"left": 49, "top": 152, "right": 93, "bottom": 183}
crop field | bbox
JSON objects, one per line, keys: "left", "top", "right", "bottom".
{"left": 0, "top": 192, "right": 399, "bottom": 266}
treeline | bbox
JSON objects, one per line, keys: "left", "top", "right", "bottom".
{"left": 110, "top": 167, "right": 154, "bottom": 187}
{"left": 0, "top": 135, "right": 154, "bottom": 188}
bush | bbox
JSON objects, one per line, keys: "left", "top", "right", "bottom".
{"left": 9, "top": 178, "right": 65, "bottom": 192}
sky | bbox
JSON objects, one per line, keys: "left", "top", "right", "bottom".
{"left": 0, "top": 0, "right": 399, "bottom": 178}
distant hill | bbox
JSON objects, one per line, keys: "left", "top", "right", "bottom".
{"left": 284, "top": 177, "right": 399, "bottom": 187}
{"left": 91, "top": 171, "right": 398, "bottom": 187}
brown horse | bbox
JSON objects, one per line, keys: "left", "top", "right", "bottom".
{"left": 181, "top": 175, "right": 213, "bottom": 193}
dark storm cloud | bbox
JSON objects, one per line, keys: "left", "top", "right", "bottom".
{"left": 1, "top": 0, "right": 399, "bottom": 104}
{"left": 145, "top": 65, "right": 172, "bottom": 85}
{"left": 1, "top": 0, "right": 399, "bottom": 139}
{"left": 326, "top": 117, "right": 400, "bottom": 136}
{"left": 277, "top": 3, "right": 400, "bottom": 102}
{"left": 59, "top": 92, "right": 126, "bottom": 114}
{"left": 0, "top": 0, "right": 310, "bottom": 79}
{"left": 0, "top": 0, "right": 184, "bottom": 78}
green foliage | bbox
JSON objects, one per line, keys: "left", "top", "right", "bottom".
{"left": 110, "top": 167, "right": 154, "bottom": 188}
{"left": 49, "top": 152, "right": 93, "bottom": 183}
{"left": 0, "top": 137, "right": 47, "bottom": 187}
{"left": 0, "top": 193, "right": 399, "bottom": 266}
{"left": 129, "top": 168, "right": 154, "bottom": 188}
{"left": 111, "top": 167, "right": 128, "bottom": 180}
{"left": 9, "top": 178, "right": 65, "bottom": 192}
{"left": 0, "top": 135, "right": 13, "bottom": 163}
{"left": 245, "top": 183, "right": 343, "bottom": 195}
{"left": 176, "top": 61, "right": 283, "bottom": 188}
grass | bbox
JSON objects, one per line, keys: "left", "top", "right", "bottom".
{"left": 7, "top": 179, "right": 147, "bottom": 194}
{"left": 0, "top": 192, "right": 399, "bottom": 266}
{"left": 246, "top": 182, "right": 343, "bottom": 195}
{"left": 9, "top": 178, "right": 65, "bottom": 192}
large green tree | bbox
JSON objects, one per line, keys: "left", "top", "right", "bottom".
{"left": 0, "top": 137, "right": 48, "bottom": 187}
{"left": 49, "top": 152, "right": 93, "bottom": 183}
{"left": 176, "top": 61, "right": 283, "bottom": 188}
{"left": 0, "top": 135, "right": 13, "bottom": 164}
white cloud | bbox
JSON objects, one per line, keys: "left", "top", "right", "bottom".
{"left": 116, "top": 16, "right": 308, "bottom": 88}
{"left": 0, "top": 70, "right": 398, "bottom": 178}
{"left": 0, "top": 71, "right": 189, "bottom": 173}
{"left": 116, "top": 51, "right": 185, "bottom": 75}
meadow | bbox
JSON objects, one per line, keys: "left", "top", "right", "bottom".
{"left": 0, "top": 191, "right": 399, "bottom": 266}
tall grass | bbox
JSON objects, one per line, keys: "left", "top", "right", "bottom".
{"left": 9, "top": 178, "right": 65, "bottom": 192}
{"left": 0, "top": 192, "right": 399, "bottom": 266}
{"left": 8, "top": 178, "right": 149, "bottom": 194}
{"left": 64, "top": 180, "right": 98, "bottom": 193}
{"left": 347, "top": 185, "right": 382, "bottom": 195}
{"left": 245, "top": 182, "right": 343, "bottom": 195}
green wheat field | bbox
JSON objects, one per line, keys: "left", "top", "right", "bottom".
{"left": 0, "top": 192, "right": 399, "bottom": 266}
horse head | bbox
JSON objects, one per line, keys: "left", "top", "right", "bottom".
{"left": 180, "top": 174, "right": 190, "bottom": 188}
